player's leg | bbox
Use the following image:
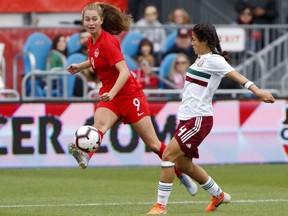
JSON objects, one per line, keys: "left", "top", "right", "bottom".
{"left": 125, "top": 94, "right": 197, "bottom": 196}
{"left": 175, "top": 157, "right": 231, "bottom": 211}
{"left": 173, "top": 116, "right": 231, "bottom": 212}
{"left": 131, "top": 116, "right": 162, "bottom": 153}
{"left": 147, "top": 138, "right": 184, "bottom": 214}
{"left": 69, "top": 104, "right": 119, "bottom": 169}
{"left": 131, "top": 116, "right": 197, "bottom": 196}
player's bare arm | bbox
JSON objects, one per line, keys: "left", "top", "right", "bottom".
{"left": 100, "top": 60, "right": 130, "bottom": 102}
{"left": 226, "top": 70, "right": 275, "bottom": 103}
{"left": 67, "top": 60, "right": 91, "bottom": 75}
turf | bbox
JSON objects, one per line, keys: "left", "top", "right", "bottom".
{"left": 0, "top": 164, "right": 287, "bottom": 216}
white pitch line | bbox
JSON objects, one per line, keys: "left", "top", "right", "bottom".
{"left": 0, "top": 199, "right": 287, "bottom": 208}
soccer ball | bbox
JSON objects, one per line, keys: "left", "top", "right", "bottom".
{"left": 74, "top": 125, "right": 101, "bottom": 152}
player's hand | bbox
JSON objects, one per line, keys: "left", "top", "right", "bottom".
{"left": 67, "top": 64, "right": 81, "bottom": 75}
{"left": 100, "top": 92, "right": 114, "bottom": 102}
{"left": 256, "top": 90, "right": 275, "bottom": 103}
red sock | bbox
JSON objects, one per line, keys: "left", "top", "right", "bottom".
{"left": 174, "top": 168, "right": 183, "bottom": 177}
{"left": 155, "top": 142, "right": 166, "bottom": 159}
{"left": 87, "top": 129, "right": 104, "bottom": 159}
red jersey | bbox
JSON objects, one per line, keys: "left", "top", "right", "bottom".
{"left": 87, "top": 30, "right": 142, "bottom": 98}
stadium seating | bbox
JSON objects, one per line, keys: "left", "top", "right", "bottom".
{"left": 158, "top": 53, "right": 178, "bottom": 88}
{"left": 121, "top": 31, "right": 145, "bottom": 57}
{"left": 22, "top": 32, "right": 52, "bottom": 74}
{"left": 21, "top": 32, "right": 52, "bottom": 97}
{"left": 67, "top": 33, "right": 81, "bottom": 56}
{"left": 161, "top": 30, "right": 177, "bottom": 54}
{"left": 64, "top": 53, "right": 87, "bottom": 97}
{"left": 124, "top": 54, "right": 138, "bottom": 71}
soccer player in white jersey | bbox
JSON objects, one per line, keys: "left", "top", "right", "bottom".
{"left": 147, "top": 22, "right": 275, "bottom": 214}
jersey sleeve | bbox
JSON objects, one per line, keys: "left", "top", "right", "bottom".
{"left": 208, "top": 55, "right": 235, "bottom": 77}
{"left": 104, "top": 35, "right": 124, "bottom": 67}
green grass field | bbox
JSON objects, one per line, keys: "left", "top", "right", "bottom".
{"left": 0, "top": 164, "right": 287, "bottom": 216}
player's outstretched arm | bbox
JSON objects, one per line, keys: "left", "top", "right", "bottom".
{"left": 248, "top": 86, "right": 275, "bottom": 103}
{"left": 226, "top": 70, "right": 275, "bottom": 103}
{"left": 67, "top": 60, "right": 91, "bottom": 75}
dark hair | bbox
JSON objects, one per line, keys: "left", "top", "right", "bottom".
{"left": 82, "top": 3, "right": 131, "bottom": 35}
{"left": 139, "top": 38, "right": 154, "bottom": 53}
{"left": 51, "top": 34, "right": 67, "bottom": 55}
{"left": 236, "top": 7, "right": 254, "bottom": 24}
{"left": 192, "top": 22, "right": 230, "bottom": 62}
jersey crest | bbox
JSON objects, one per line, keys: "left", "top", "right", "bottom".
{"left": 197, "top": 59, "right": 205, "bottom": 67}
{"left": 94, "top": 48, "right": 99, "bottom": 58}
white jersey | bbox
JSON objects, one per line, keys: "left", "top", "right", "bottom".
{"left": 178, "top": 52, "right": 235, "bottom": 120}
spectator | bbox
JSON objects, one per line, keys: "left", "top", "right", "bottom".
{"left": 135, "top": 38, "right": 159, "bottom": 66}
{"left": 46, "top": 34, "right": 68, "bottom": 96}
{"left": 233, "top": 6, "right": 261, "bottom": 52}
{"left": 235, "top": 0, "right": 278, "bottom": 52}
{"left": 132, "top": 54, "right": 158, "bottom": 89}
{"left": 167, "top": 8, "right": 191, "bottom": 26}
{"left": 235, "top": 6, "right": 254, "bottom": 24}
{"left": 166, "top": 8, "right": 192, "bottom": 35}
{"left": 231, "top": 5, "right": 262, "bottom": 83}
{"left": 78, "top": 29, "right": 90, "bottom": 56}
{"left": 163, "top": 27, "right": 197, "bottom": 64}
{"left": 165, "top": 53, "right": 190, "bottom": 89}
{"left": 73, "top": 67, "right": 99, "bottom": 97}
{"left": 47, "top": 34, "right": 67, "bottom": 69}
{"left": 128, "top": 0, "right": 161, "bottom": 22}
{"left": 134, "top": 5, "right": 166, "bottom": 56}
{"left": 235, "top": 0, "right": 278, "bottom": 24}
{"left": 70, "top": 29, "right": 90, "bottom": 56}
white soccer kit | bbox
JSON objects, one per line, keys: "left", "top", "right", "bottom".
{"left": 178, "top": 52, "right": 235, "bottom": 120}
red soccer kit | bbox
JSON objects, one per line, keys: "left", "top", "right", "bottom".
{"left": 87, "top": 30, "right": 150, "bottom": 123}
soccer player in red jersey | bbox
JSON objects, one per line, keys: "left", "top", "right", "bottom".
{"left": 67, "top": 2, "right": 197, "bottom": 196}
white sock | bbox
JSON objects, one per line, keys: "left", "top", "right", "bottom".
{"left": 157, "top": 181, "right": 173, "bottom": 206}
{"left": 200, "top": 176, "right": 222, "bottom": 197}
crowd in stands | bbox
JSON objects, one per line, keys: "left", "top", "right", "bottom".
{"left": 0, "top": 0, "right": 280, "bottom": 100}
{"left": 134, "top": 5, "right": 166, "bottom": 56}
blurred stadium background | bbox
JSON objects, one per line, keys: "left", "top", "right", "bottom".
{"left": 0, "top": 0, "right": 287, "bottom": 215}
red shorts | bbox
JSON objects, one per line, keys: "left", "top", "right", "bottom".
{"left": 97, "top": 92, "right": 151, "bottom": 124}
{"left": 174, "top": 116, "right": 213, "bottom": 159}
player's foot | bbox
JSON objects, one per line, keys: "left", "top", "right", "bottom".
{"left": 205, "top": 192, "right": 231, "bottom": 211}
{"left": 177, "top": 173, "right": 198, "bottom": 196}
{"left": 147, "top": 203, "right": 167, "bottom": 215}
{"left": 68, "top": 143, "right": 90, "bottom": 169}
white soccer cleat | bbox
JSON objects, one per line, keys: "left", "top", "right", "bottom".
{"left": 68, "top": 143, "right": 90, "bottom": 169}
{"left": 178, "top": 173, "right": 198, "bottom": 196}
{"left": 223, "top": 192, "right": 232, "bottom": 203}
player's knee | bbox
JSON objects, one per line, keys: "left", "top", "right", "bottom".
{"left": 161, "top": 148, "right": 174, "bottom": 161}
